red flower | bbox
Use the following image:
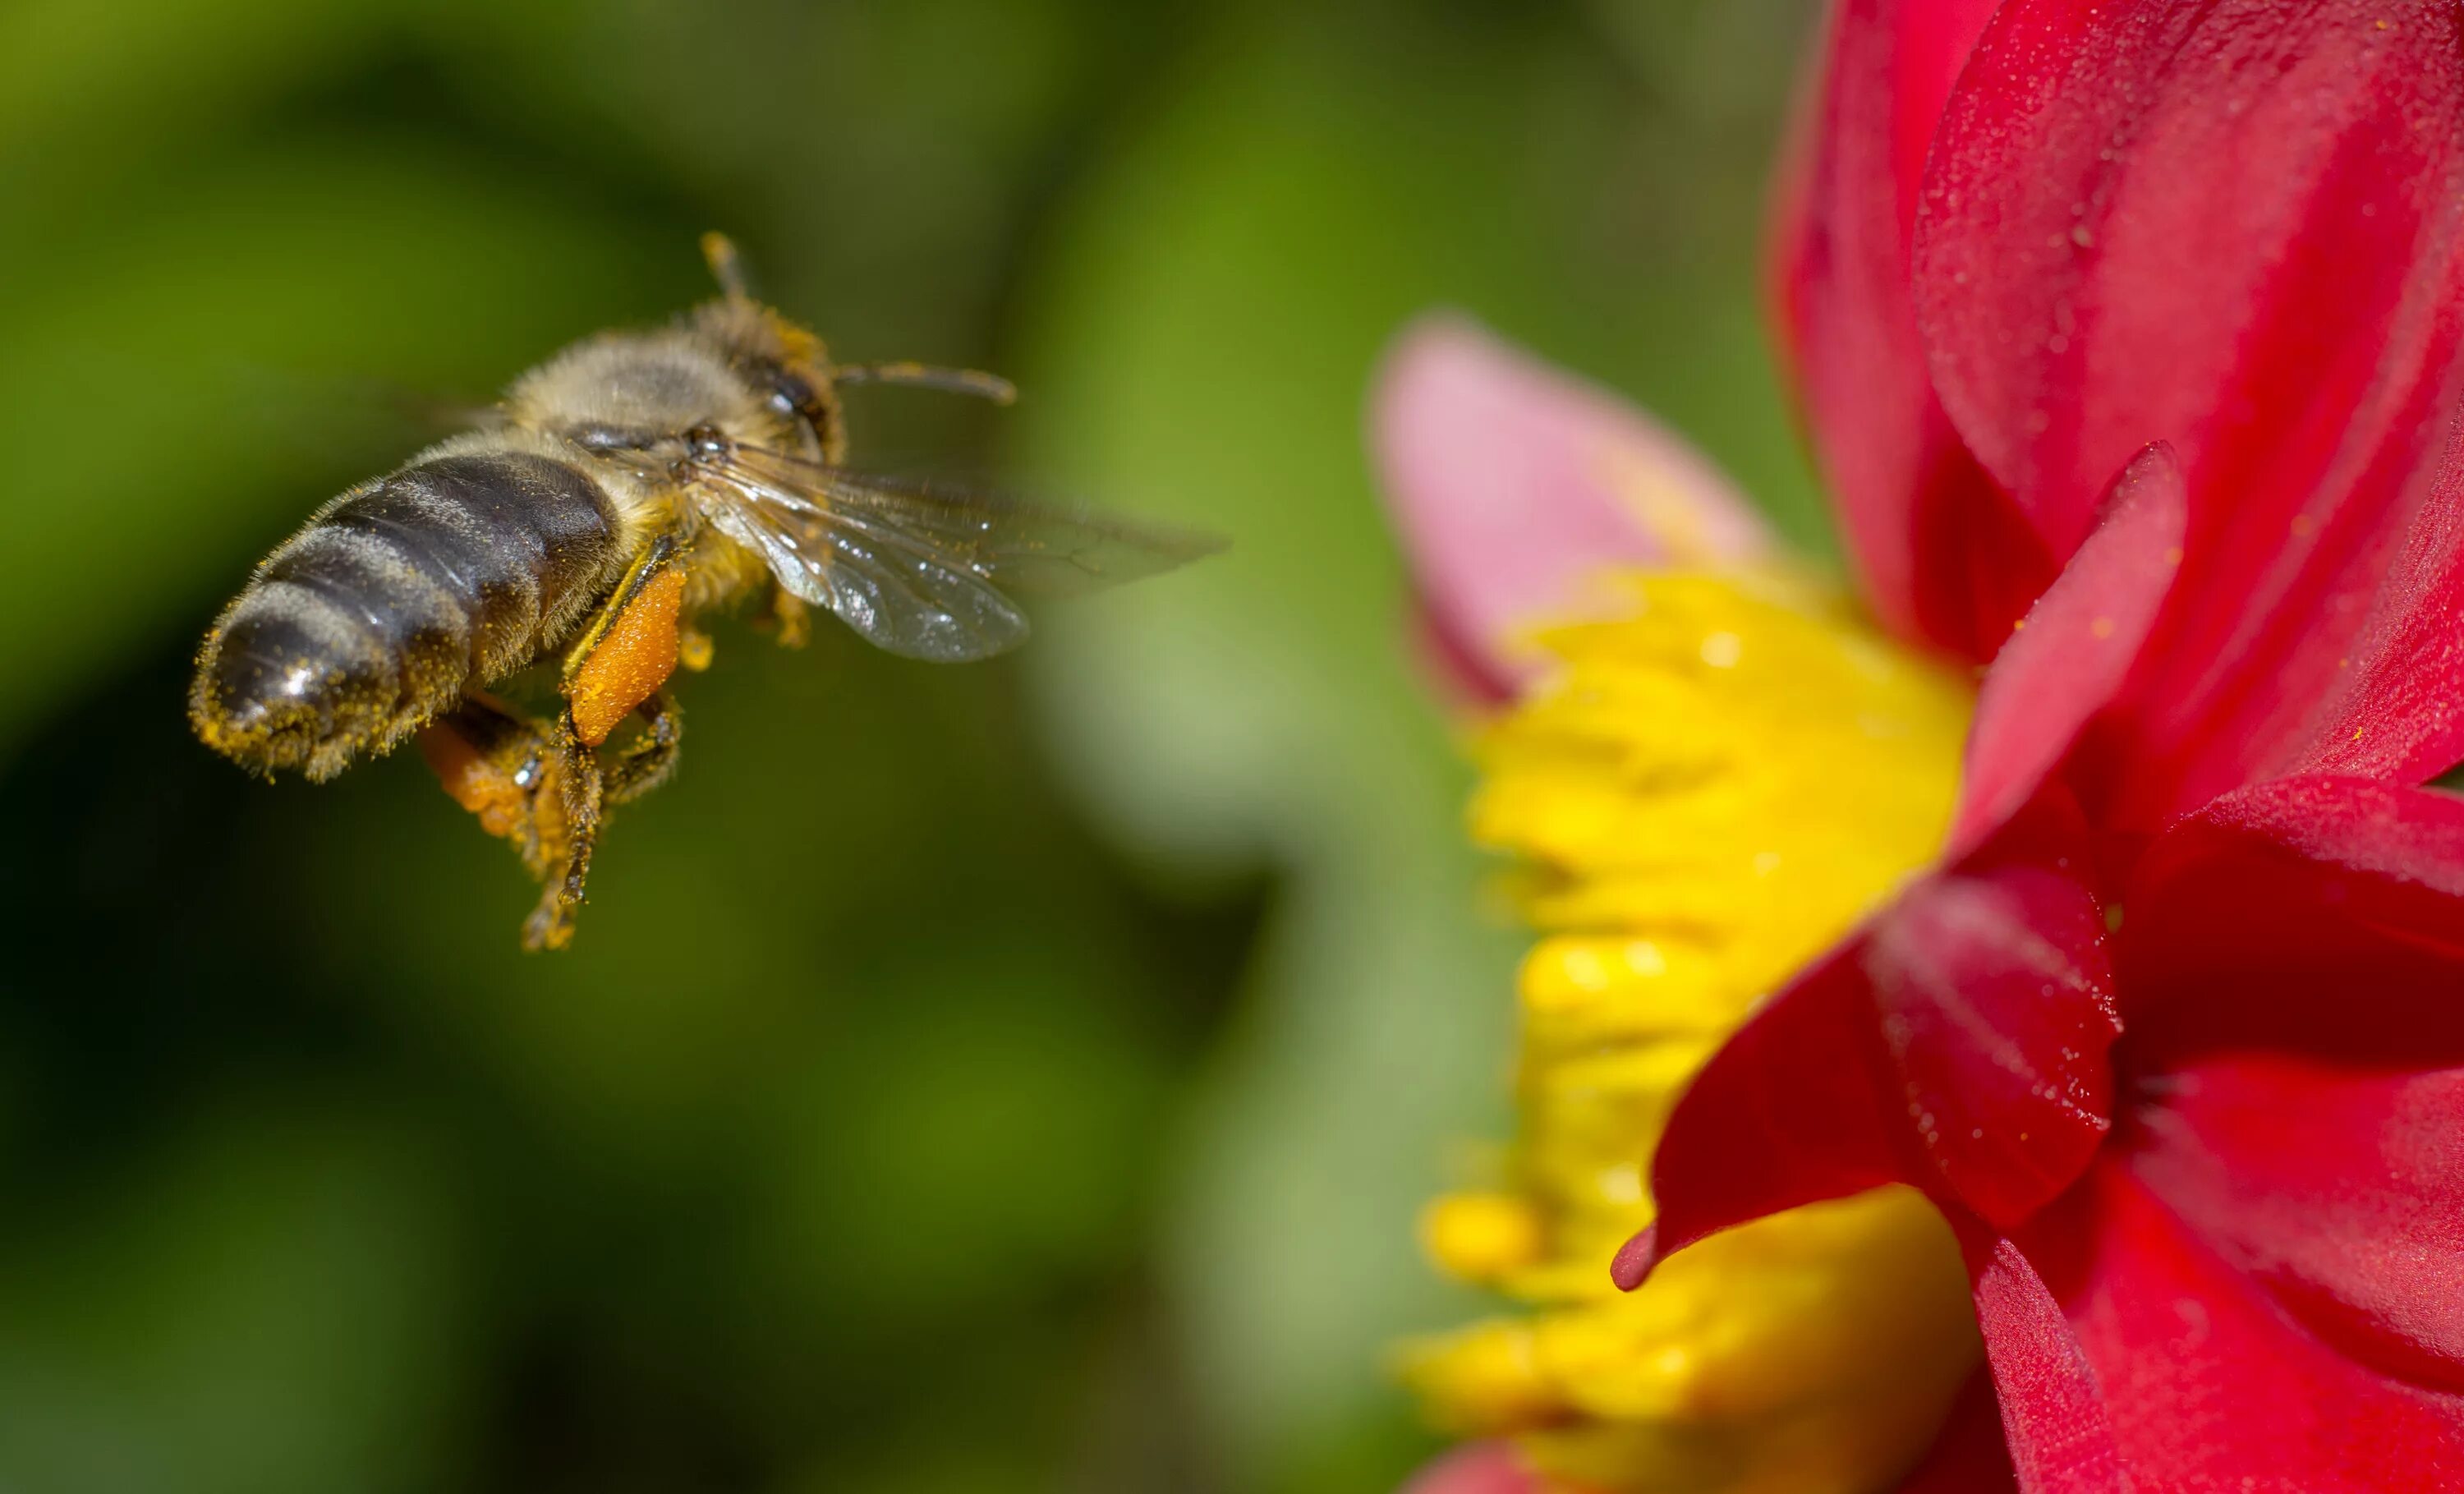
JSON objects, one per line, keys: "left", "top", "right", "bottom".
{"left": 1626, "top": 2, "right": 2464, "bottom": 1490}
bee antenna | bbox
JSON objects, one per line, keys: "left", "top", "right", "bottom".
{"left": 701, "top": 232, "right": 753, "bottom": 301}
{"left": 832, "top": 361, "right": 1018, "bottom": 405}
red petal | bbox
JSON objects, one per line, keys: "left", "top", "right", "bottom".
{"left": 2120, "top": 776, "right": 2464, "bottom": 1063}
{"left": 1635, "top": 798, "right": 2117, "bottom": 1277}
{"left": 1869, "top": 800, "right": 2119, "bottom": 1230}
{"left": 1772, "top": 0, "right": 2043, "bottom": 656}
{"left": 1891, "top": 1368, "right": 2020, "bottom": 1494}
{"left": 1971, "top": 1232, "right": 2125, "bottom": 1493}
{"left": 1952, "top": 444, "right": 2184, "bottom": 855}
{"left": 1963, "top": 783, "right": 2464, "bottom": 1489}
{"left": 1916, "top": 0, "right": 2464, "bottom": 823}
{"left": 2128, "top": 1055, "right": 2464, "bottom": 1397}
{"left": 2010, "top": 1157, "right": 2464, "bottom": 1490}
{"left": 2283, "top": 471, "right": 2464, "bottom": 788}
{"left": 1625, "top": 939, "right": 1912, "bottom": 1283}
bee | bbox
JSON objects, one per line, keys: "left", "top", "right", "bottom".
{"left": 191, "top": 233, "right": 1214, "bottom": 949}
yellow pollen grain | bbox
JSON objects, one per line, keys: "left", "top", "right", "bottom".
{"left": 2089, "top": 616, "right": 2117, "bottom": 640}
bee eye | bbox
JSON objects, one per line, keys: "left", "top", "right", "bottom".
{"left": 768, "top": 370, "right": 817, "bottom": 415}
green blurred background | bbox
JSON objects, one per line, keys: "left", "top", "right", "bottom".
{"left": 0, "top": 2, "right": 1821, "bottom": 1490}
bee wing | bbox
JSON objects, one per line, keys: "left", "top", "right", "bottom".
{"left": 726, "top": 446, "right": 1225, "bottom": 598}
{"left": 696, "top": 458, "right": 1032, "bottom": 661}
{"left": 694, "top": 444, "right": 1222, "bottom": 663}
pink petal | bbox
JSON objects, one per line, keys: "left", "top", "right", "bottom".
{"left": 1395, "top": 1442, "right": 1540, "bottom": 1494}
{"left": 1772, "top": 0, "right": 2042, "bottom": 658}
{"left": 1407, "top": 585, "right": 1518, "bottom": 708}
{"left": 1371, "top": 315, "right": 1771, "bottom": 693}
{"left": 1915, "top": 0, "right": 2464, "bottom": 824}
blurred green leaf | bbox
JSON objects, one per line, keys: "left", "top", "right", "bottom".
{"left": 0, "top": 1104, "right": 464, "bottom": 1494}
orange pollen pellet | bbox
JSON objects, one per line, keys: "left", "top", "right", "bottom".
{"left": 419, "top": 721, "right": 530, "bottom": 839}
{"left": 569, "top": 568, "right": 687, "bottom": 746}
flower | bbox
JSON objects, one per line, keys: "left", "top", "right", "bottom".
{"left": 1620, "top": 2, "right": 2464, "bottom": 1489}
{"left": 1383, "top": 0, "right": 2464, "bottom": 1488}
{"left": 1377, "top": 320, "right": 1987, "bottom": 1492}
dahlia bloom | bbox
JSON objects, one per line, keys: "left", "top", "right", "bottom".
{"left": 1383, "top": 1, "right": 2464, "bottom": 1489}
{"left": 1379, "top": 320, "right": 1984, "bottom": 1492}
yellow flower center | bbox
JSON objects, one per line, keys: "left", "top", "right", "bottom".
{"left": 1401, "top": 569, "right": 1981, "bottom": 1494}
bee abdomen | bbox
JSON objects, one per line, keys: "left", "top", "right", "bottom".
{"left": 191, "top": 448, "right": 623, "bottom": 779}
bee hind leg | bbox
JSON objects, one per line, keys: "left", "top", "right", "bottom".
{"left": 419, "top": 695, "right": 561, "bottom": 882}
{"left": 522, "top": 689, "right": 680, "bottom": 950}
{"left": 521, "top": 709, "right": 605, "bottom": 953}
{"left": 604, "top": 692, "right": 681, "bottom": 806}
{"left": 417, "top": 694, "right": 604, "bottom": 951}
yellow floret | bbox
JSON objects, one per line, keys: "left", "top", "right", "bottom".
{"left": 1401, "top": 569, "right": 1979, "bottom": 1494}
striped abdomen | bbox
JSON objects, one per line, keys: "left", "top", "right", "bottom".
{"left": 191, "top": 447, "right": 625, "bottom": 779}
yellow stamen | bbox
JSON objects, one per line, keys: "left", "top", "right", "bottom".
{"left": 1424, "top": 1193, "right": 1549, "bottom": 1284}
{"left": 1400, "top": 568, "right": 1980, "bottom": 1493}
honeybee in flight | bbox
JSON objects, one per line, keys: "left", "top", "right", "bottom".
{"left": 191, "top": 234, "right": 1215, "bottom": 949}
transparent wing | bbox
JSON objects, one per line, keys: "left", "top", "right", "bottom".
{"left": 724, "top": 445, "right": 1225, "bottom": 600}
{"left": 690, "top": 444, "right": 1220, "bottom": 663}
{"left": 696, "top": 463, "right": 1032, "bottom": 661}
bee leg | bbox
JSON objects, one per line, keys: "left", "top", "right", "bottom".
{"left": 520, "top": 537, "right": 695, "bottom": 950}
{"left": 522, "top": 710, "right": 604, "bottom": 953}
{"left": 419, "top": 694, "right": 562, "bottom": 883}
{"left": 605, "top": 692, "right": 681, "bottom": 807}
{"left": 678, "top": 623, "right": 715, "bottom": 673}
{"left": 753, "top": 586, "right": 810, "bottom": 649}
